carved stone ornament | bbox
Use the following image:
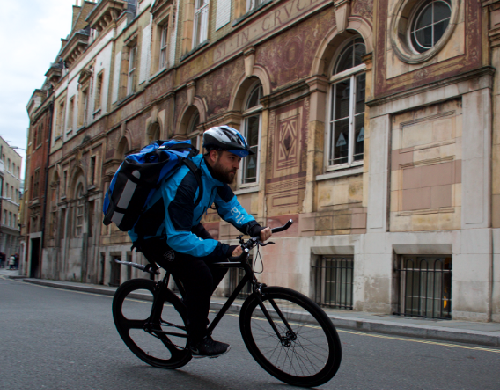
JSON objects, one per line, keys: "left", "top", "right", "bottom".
{"left": 334, "top": 0, "right": 351, "bottom": 34}
{"left": 244, "top": 47, "right": 256, "bottom": 78}
{"left": 78, "top": 69, "right": 93, "bottom": 85}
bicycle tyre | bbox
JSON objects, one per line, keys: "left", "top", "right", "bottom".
{"left": 239, "top": 287, "right": 342, "bottom": 387}
{"left": 113, "top": 279, "right": 192, "bottom": 369}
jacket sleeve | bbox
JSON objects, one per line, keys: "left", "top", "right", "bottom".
{"left": 214, "top": 185, "right": 261, "bottom": 235}
{"left": 164, "top": 170, "right": 229, "bottom": 259}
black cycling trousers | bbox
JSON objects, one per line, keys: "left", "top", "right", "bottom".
{"left": 169, "top": 251, "right": 228, "bottom": 344}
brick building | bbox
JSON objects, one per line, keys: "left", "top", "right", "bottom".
{"left": 23, "top": 0, "right": 500, "bottom": 322}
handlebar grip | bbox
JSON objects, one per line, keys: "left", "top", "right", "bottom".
{"left": 271, "top": 219, "right": 293, "bottom": 233}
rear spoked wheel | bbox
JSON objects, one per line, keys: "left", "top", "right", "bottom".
{"left": 239, "top": 287, "right": 342, "bottom": 387}
{"left": 112, "top": 279, "right": 192, "bottom": 369}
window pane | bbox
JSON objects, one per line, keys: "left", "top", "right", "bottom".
{"left": 355, "top": 74, "right": 365, "bottom": 115}
{"left": 333, "top": 79, "right": 350, "bottom": 120}
{"left": 246, "top": 115, "right": 259, "bottom": 148}
{"left": 415, "top": 26, "right": 432, "bottom": 49}
{"left": 354, "top": 43, "right": 366, "bottom": 67}
{"left": 433, "top": 1, "right": 451, "bottom": 23}
{"left": 354, "top": 114, "right": 364, "bottom": 161}
{"left": 333, "top": 119, "right": 349, "bottom": 165}
{"left": 246, "top": 85, "right": 262, "bottom": 109}
{"left": 433, "top": 19, "right": 449, "bottom": 45}
{"left": 243, "top": 115, "right": 259, "bottom": 183}
{"left": 416, "top": 5, "right": 432, "bottom": 29}
{"left": 335, "top": 46, "right": 354, "bottom": 74}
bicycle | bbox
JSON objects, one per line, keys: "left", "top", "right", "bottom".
{"left": 112, "top": 220, "right": 342, "bottom": 387}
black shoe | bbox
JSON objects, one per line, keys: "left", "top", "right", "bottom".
{"left": 188, "top": 336, "right": 230, "bottom": 358}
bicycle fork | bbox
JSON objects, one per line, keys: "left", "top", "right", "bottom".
{"left": 255, "top": 289, "right": 297, "bottom": 347}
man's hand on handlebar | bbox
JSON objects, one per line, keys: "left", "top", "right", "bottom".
{"left": 260, "top": 227, "right": 272, "bottom": 242}
{"left": 231, "top": 245, "right": 244, "bottom": 258}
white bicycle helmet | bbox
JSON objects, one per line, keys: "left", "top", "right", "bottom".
{"left": 202, "top": 126, "right": 254, "bottom": 157}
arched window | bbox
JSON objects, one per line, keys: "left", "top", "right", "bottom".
{"left": 75, "top": 184, "right": 84, "bottom": 237}
{"left": 240, "top": 82, "right": 262, "bottom": 185}
{"left": 327, "top": 37, "right": 366, "bottom": 168}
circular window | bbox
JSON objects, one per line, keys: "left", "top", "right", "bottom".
{"left": 390, "top": 0, "right": 458, "bottom": 63}
{"left": 410, "top": 0, "right": 452, "bottom": 54}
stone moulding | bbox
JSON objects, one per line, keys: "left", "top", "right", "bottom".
{"left": 86, "top": 0, "right": 128, "bottom": 32}
{"left": 390, "top": 0, "right": 460, "bottom": 64}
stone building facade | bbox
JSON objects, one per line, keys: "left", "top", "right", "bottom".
{"left": 0, "top": 136, "right": 22, "bottom": 261}
{"left": 23, "top": 0, "right": 500, "bottom": 322}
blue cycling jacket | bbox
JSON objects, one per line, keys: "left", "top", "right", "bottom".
{"left": 129, "top": 154, "right": 259, "bottom": 259}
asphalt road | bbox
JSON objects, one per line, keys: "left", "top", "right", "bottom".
{"left": 1, "top": 276, "right": 500, "bottom": 390}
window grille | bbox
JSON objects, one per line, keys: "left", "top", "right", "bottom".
{"left": 312, "top": 256, "right": 354, "bottom": 309}
{"left": 228, "top": 255, "right": 254, "bottom": 299}
{"left": 75, "top": 185, "right": 84, "bottom": 237}
{"left": 394, "top": 256, "right": 452, "bottom": 319}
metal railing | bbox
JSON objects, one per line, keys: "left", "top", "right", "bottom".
{"left": 312, "top": 256, "right": 354, "bottom": 310}
{"left": 394, "top": 256, "right": 452, "bottom": 320}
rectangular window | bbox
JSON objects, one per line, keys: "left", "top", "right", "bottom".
{"left": 33, "top": 169, "right": 40, "bottom": 199}
{"left": 80, "top": 88, "right": 89, "bottom": 127}
{"left": 312, "top": 256, "right": 354, "bottom": 310}
{"left": 58, "top": 101, "right": 65, "bottom": 136}
{"left": 68, "top": 97, "right": 75, "bottom": 132}
{"left": 36, "top": 124, "right": 43, "bottom": 147}
{"left": 193, "top": 0, "right": 209, "bottom": 48}
{"left": 128, "top": 46, "right": 137, "bottom": 95}
{"left": 63, "top": 171, "right": 68, "bottom": 196}
{"left": 9, "top": 212, "right": 11, "bottom": 227}
{"left": 395, "top": 256, "right": 452, "bottom": 319}
{"left": 75, "top": 198, "right": 84, "bottom": 237}
{"left": 94, "top": 72, "right": 103, "bottom": 111}
{"left": 13, "top": 214, "right": 16, "bottom": 228}
{"left": 91, "top": 156, "right": 96, "bottom": 185}
{"left": 241, "top": 115, "right": 260, "bottom": 185}
{"left": 328, "top": 74, "right": 365, "bottom": 167}
{"left": 159, "top": 23, "right": 169, "bottom": 70}
{"left": 3, "top": 210, "right": 6, "bottom": 225}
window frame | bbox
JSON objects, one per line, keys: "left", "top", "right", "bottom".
{"left": 75, "top": 184, "right": 84, "bottom": 237}
{"left": 193, "top": 0, "right": 210, "bottom": 48}
{"left": 408, "top": 0, "right": 452, "bottom": 55}
{"left": 159, "top": 22, "right": 169, "bottom": 70}
{"left": 128, "top": 46, "right": 137, "bottom": 95}
{"left": 326, "top": 38, "right": 366, "bottom": 172}
{"left": 187, "top": 111, "right": 201, "bottom": 151}
{"left": 239, "top": 82, "right": 263, "bottom": 188}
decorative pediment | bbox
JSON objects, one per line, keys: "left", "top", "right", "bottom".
{"left": 78, "top": 68, "right": 93, "bottom": 85}
{"left": 61, "top": 27, "right": 90, "bottom": 68}
{"left": 151, "top": 0, "right": 173, "bottom": 18}
{"left": 45, "top": 62, "right": 63, "bottom": 85}
{"left": 86, "top": 0, "right": 128, "bottom": 33}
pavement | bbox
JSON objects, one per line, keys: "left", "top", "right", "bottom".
{"left": 2, "top": 267, "right": 500, "bottom": 348}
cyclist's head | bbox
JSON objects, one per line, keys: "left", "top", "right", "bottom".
{"left": 202, "top": 126, "right": 254, "bottom": 158}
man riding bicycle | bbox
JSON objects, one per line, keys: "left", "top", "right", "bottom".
{"left": 130, "top": 126, "right": 271, "bottom": 358}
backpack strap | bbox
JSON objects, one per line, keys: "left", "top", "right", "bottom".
{"left": 182, "top": 158, "right": 203, "bottom": 207}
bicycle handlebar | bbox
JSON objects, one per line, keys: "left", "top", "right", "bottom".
{"left": 228, "top": 219, "right": 294, "bottom": 261}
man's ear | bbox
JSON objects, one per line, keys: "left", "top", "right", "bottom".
{"left": 209, "top": 149, "right": 218, "bottom": 163}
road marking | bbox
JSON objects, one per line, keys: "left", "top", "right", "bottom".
{"left": 336, "top": 329, "right": 500, "bottom": 354}
{"left": 243, "top": 314, "right": 500, "bottom": 355}
{"left": 22, "top": 283, "right": 500, "bottom": 355}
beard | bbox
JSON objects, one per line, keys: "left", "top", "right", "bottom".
{"left": 211, "top": 161, "right": 237, "bottom": 184}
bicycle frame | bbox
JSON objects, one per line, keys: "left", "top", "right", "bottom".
{"left": 144, "top": 219, "right": 295, "bottom": 345}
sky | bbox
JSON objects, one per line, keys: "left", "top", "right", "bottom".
{"left": 0, "top": 0, "right": 79, "bottom": 180}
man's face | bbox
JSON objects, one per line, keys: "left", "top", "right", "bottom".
{"left": 210, "top": 150, "right": 241, "bottom": 184}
